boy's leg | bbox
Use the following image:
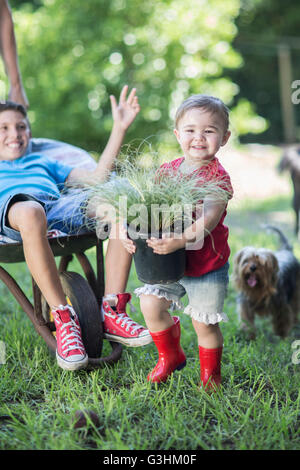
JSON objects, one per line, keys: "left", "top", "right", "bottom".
{"left": 101, "top": 227, "right": 152, "bottom": 347}
{"left": 7, "top": 200, "right": 88, "bottom": 370}
{"left": 8, "top": 200, "right": 66, "bottom": 307}
{"left": 104, "top": 237, "right": 132, "bottom": 295}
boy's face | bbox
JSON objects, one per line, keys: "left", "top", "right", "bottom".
{"left": 174, "top": 108, "right": 230, "bottom": 166}
{"left": 0, "top": 110, "right": 31, "bottom": 161}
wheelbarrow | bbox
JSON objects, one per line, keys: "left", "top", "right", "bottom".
{"left": 0, "top": 138, "right": 123, "bottom": 367}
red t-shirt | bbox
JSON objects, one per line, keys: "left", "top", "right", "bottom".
{"left": 160, "top": 157, "right": 233, "bottom": 277}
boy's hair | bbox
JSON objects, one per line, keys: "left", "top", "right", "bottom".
{"left": 0, "top": 100, "right": 27, "bottom": 118}
{"left": 175, "top": 94, "right": 229, "bottom": 132}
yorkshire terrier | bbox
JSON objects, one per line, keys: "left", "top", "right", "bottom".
{"left": 233, "top": 226, "right": 300, "bottom": 339}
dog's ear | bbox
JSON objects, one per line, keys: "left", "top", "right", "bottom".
{"left": 233, "top": 249, "right": 244, "bottom": 267}
{"left": 233, "top": 249, "right": 245, "bottom": 285}
{"left": 265, "top": 253, "right": 279, "bottom": 290}
{"left": 265, "top": 252, "right": 279, "bottom": 274}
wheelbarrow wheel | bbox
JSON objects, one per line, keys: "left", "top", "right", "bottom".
{"left": 41, "top": 271, "right": 123, "bottom": 366}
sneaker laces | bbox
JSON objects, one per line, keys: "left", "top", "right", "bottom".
{"left": 61, "top": 321, "right": 85, "bottom": 355}
{"left": 115, "top": 312, "right": 145, "bottom": 335}
{"left": 56, "top": 307, "right": 85, "bottom": 356}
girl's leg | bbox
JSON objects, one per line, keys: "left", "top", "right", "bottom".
{"left": 182, "top": 264, "right": 229, "bottom": 390}
{"left": 192, "top": 319, "right": 223, "bottom": 390}
{"left": 192, "top": 320, "right": 223, "bottom": 348}
{"left": 140, "top": 294, "right": 186, "bottom": 383}
{"left": 139, "top": 294, "right": 174, "bottom": 332}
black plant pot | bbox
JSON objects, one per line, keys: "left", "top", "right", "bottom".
{"left": 132, "top": 233, "right": 186, "bottom": 285}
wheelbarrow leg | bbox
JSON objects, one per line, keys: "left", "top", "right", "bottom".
{"left": 0, "top": 266, "right": 56, "bottom": 351}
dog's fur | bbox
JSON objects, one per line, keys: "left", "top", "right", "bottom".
{"left": 279, "top": 145, "right": 300, "bottom": 238}
{"left": 233, "top": 226, "right": 300, "bottom": 339}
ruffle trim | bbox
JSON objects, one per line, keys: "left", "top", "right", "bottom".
{"left": 134, "top": 286, "right": 184, "bottom": 311}
{"left": 183, "top": 305, "right": 228, "bottom": 325}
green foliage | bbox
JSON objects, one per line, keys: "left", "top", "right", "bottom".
{"left": 229, "top": 0, "right": 300, "bottom": 144}
{"left": 1, "top": 0, "right": 267, "bottom": 155}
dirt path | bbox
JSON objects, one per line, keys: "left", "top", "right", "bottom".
{"left": 217, "top": 143, "right": 295, "bottom": 239}
{"left": 218, "top": 143, "right": 290, "bottom": 203}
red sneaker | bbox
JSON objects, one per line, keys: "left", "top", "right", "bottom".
{"left": 102, "top": 293, "right": 152, "bottom": 347}
{"left": 52, "top": 305, "right": 88, "bottom": 371}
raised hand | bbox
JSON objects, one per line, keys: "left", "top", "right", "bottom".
{"left": 110, "top": 85, "right": 140, "bottom": 131}
{"left": 8, "top": 83, "right": 29, "bottom": 109}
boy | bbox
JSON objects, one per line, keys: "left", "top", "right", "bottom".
{"left": 0, "top": 85, "right": 151, "bottom": 371}
{"left": 123, "top": 94, "right": 233, "bottom": 390}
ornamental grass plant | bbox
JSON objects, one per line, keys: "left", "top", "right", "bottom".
{"left": 81, "top": 156, "right": 232, "bottom": 239}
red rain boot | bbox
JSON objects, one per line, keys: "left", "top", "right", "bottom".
{"left": 199, "top": 346, "right": 223, "bottom": 391}
{"left": 147, "top": 316, "right": 186, "bottom": 383}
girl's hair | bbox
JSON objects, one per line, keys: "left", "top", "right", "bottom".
{"left": 175, "top": 94, "right": 229, "bottom": 132}
{"left": 0, "top": 100, "right": 27, "bottom": 117}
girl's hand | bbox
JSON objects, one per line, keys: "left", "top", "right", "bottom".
{"left": 146, "top": 234, "right": 186, "bottom": 255}
{"left": 110, "top": 85, "right": 140, "bottom": 131}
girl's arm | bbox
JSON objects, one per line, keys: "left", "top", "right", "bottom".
{"left": 146, "top": 199, "right": 227, "bottom": 255}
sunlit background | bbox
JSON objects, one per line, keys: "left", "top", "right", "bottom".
{"left": 0, "top": 1, "right": 260, "bottom": 152}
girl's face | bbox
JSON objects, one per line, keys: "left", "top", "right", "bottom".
{"left": 174, "top": 108, "right": 230, "bottom": 166}
{"left": 0, "top": 110, "right": 31, "bottom": 161}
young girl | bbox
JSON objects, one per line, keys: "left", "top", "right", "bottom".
{"left": 123, "top": 94, "right": 233, "bottom": 390}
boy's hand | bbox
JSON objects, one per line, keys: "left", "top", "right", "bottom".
{"left": 146, "top": 234, "right": 186, "bottom": 255}
{"left": 110, "top": 85, "right": 140, "bottom": 131}
{"left": 8, "top": 83, "right": 29, "bottom": 109}
{"left": 120, "top": 225, "right": 136, "bottom": 254}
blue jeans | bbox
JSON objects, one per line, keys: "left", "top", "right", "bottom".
{"left": 0, "top": 191, "right": 93, "bottom": 242}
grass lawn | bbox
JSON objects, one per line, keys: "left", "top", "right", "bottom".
{"left": 0, "top": 195, "right": 299, "bottom": 451}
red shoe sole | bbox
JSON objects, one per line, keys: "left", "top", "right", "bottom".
{"left": 148, "top": 359, "right": 187, "bottom": 383}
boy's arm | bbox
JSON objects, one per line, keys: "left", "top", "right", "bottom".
{"left": 0, "top": 0, "right": 29, "bottom": 108}
{"left": 66, "top": 85, "right": 139, "bottom": 185}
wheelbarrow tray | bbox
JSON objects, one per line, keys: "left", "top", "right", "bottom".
{"left": 0, "top": 232, "right": 98, "bottom": 263}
